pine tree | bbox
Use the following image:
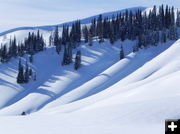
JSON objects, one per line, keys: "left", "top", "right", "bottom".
{"left": 53, "top": 26, "right": 61, "bottom": 54}
{"left": 0, "top": 45, "right": 8, "bottom": 63}
{"left": 29, "top": 68, "right": 32, "bottom": 77}
{"left": 62, "top": 25, "right": 69, "bottom": 45}
{"left": 133, "top": 42, "right": 139, "bottom": 53}
{"left": 17, "top": 59, "right": 24, "bottom": 84}
{"left": 18, "top": 42, "right": 25, "bottom": 57}
{"left": 68, "top": 43, "right": 72, "bottom": 63}
{"left": 137, "top": 34, "right": 143, "bottom": 48}
{"left": 176, "top": 10, "right": 180, "bottom": 27}
{"left": 170, "top": 6, "right": 175, "bottom": 26}
{"left": 97, "top": 15, "right": 104, "bottom": 43}
{"left": 56, "top": 38, "right": 62, "bottom": 55}
{"left": 11, "top": 36, "right": 17, "bottom": 57}
{"left": 161, "top": 29, "right": 167, "bottom": 43}
{"left": 88, "top": 28, "right": 93, "bottom": 46}
{"left": 24, "top": 61, "right": 29, "bottom": 83}
{"left": 62, "top": 45, "right": 68, "bottom": 65}
{"left": 82, "top": 26, "right": 89, "bottom": 43}
{"left": 29, "top": 54, "right": 33, "bottom": 63}
{"left": 109, "top": 22, "right": 115, "bottom": 44}
{"left": 61, "top": 43, "right": 72, "bottom": 65}
{"left": 168, "top": 25, "right": 178, "bottom": 40}
{"left": 165, "top": 5, "right": 170, "bottom": 28}
{"left": 33, "top": 72, "right": 36, "bottom": 81}
{"left": 74, "top": 50, "right": 81, "bottom": 70}
{"left": 49, "top": 33, "right": 53, "bottom": 46}
{"left": 91, "top": 18, "right": 96, "bottom": 37}
{"left": 120, "top": 45, "right": 124, "bottom": 60}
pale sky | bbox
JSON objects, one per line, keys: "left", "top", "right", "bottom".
{"left": 0, "top": 0, "right": 179, "bottom": 32}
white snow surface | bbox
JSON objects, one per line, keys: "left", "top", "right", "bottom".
{"left": 0, "top": 7, "right": 180, "bottom": 134}
{"left": 0, "top": 37, "right": 179, "bottom": 134}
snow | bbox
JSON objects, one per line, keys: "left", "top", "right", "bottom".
{"left": 0, "top": 38, "right": 179, "bottom": 134}
{"left": 0, "top": 7, "right": 146, "bottom": 37}
{"left": 0, "top": 6, "right": 180, "bottom": 134}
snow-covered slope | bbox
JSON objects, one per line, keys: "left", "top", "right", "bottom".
{"left": 1, "top": 6, "right": 180, "bottom": 134}
{"left": 0, "top": 39, "right": 180, "bottom": 134}
{"left": 0, "top": 38, "right": 175, "bottom": 115}
{"left": 0, "top": 40, "right": 120, "bottom": 110}
{"left": 0, "top": 7, "right": 146, "bottom": 37}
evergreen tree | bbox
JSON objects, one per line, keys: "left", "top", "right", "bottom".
{"left": 24, "top": 61, "right": 29, "bottom": 83}
{"left": 69, "top": 21, "right": 81, "bottom": 47}
{"left": 120, "top": 45, "right": 124, "bottom": 60}
{"left": 74, "top": 50, "right": 81, "bottom": 70}
{"left": 109, "top": 22, "right": 115, "bottom": 44}
{"left": 18, "top": 42, "right": 25, "bottom": 57}
{"left": 133, "top": 42, "right": 139, "bottom": 53}
{"left": 97, "top": 15, "right": 104, "bottom": 43}
{"left": 29, "top": 54, "right": 33, "bottom": 63}
{"left": 88, "top": 28, "right": 93, "bottom": 46}
{"left": 29, "top": 68, "right": 32, "bottom": 77}
{"left": 168, "top": 25, "right": 178, "bottom": 40}
{"left": 17, "top": 59, "right": 24, "bottom": 83}
{"left": 68, "top": 43, "right": 73, "bottom": 63}
{"left": 56, "top": 37, "right": 62, "bottom": 55}
{"left": 91, "top": 18, "right": 96, "bottom": 37}
{"left": 33, "top": 72, "right": 36, "bottom": 81}
{"left": 61, "top": 43, "right": 73, "bottom": 65}
{"left": 53, "top": 26, "right": 59, "bottom": 46}
{"left": 0, "top": 45, "right": 8, "bottom": 63}
{"left": 62, "top": 25, "right": 70, "bottom": 45}
{"left": 176, "top": 10, "right": 180, "bottom": 27}
{"left": 161, "top": 29, "right": 167, "bottom": 43}
{"left": 170, "top": 6, "right": 175, "bottom": 26}
{"left": 82, "top": 26, "right": 89, "bottom": 43}
{"left": 158, "top": 5, "right": 165, "bottom": 30}
{"left": 53, "top": 26, "right": 62, "bottom": 54}
{"left": 10, "top": 36, "right": 18, "bottom": 57}
{"left": 49, "top": 33, "right": 53, "bottom": 46}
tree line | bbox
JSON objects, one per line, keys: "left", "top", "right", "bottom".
{"left": 50, "top": 5, "right": 180, "bottom": 72}
{"left": 82, "top": 5, "right": 180, "bottom": 49}
{"left": 50, "top": 20, "right": 82, "bottom": 70}
{"left": 1, "top": 5, "right": 180, "bottom": 84}
{"left": 0, "top": 30, "right": 45, "bottom": 63}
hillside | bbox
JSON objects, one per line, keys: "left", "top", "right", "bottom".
{"left": 0, "top": 39, "right": 175, "bottom": 115}
{"left": 0, "top": 39, "right": 179, "bottom": 134}
{"left": 0, "top": 5, "right": 180, "bottom": 134}
{"left": 0, "top": 6, "right": 146, "bottom": 36}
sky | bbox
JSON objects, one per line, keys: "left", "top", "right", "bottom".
{"left": 0, "top": 0, "right": 179, "bottom": 32}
